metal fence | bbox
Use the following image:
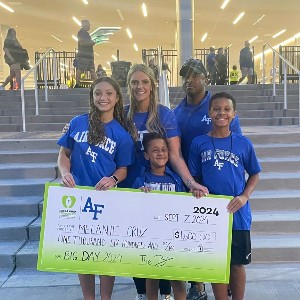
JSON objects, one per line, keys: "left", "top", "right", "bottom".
{"left": 142, "top": 47, "right": 230, "bottom": 86}
{"left": 279, "top": 46, "right": 300, "bottom": 82}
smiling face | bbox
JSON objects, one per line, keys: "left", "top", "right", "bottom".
{"left": 209, "top": 97, "right": 236, "bottom": 129}
{"left": 144, "top": 138, "right": 169, "bottom": 169}
{"left": 129, "top": 70, "right": 152, "bottom": 105}
{"left": 92, "top": 81, "right": 119, "bottom": 115}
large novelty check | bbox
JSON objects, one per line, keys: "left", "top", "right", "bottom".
{"left": 38, "top": 183, "right": 233, "bottom": 283}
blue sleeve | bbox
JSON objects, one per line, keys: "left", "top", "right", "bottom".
{"left": 132, "top": 177, "right": 144, "bottom": 189}
{"left": 230, "top": 114, "right": 242, "bottom": 135}
{"left": 188, "top": 138, "right": 202, "bottom": 178}
{"left": 114, "top": 133, "right": 135, "bottom": 168}
{"left": 160, "top": 106, "right": 180, "bottom": 138}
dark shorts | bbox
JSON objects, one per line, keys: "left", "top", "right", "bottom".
{"left": 77, "top": 56, "right": 95, "bottom": 72}
{"left": 231, "top": 230, "right": 251, "bottom": 265}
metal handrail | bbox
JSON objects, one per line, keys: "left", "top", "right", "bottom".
{"left": 20, "top": 48, "right": 58, "bottom": 132}
{"left": 262, "top": 43, "right": 300, "bottom": 125}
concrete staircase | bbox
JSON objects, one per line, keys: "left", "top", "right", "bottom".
{"left": 0, "top": 84, "right": 299, "bottom": 285}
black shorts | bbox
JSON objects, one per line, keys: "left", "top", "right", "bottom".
{"left": 230, "top": 230, "right": 251, "bottom": 265}
{"left": 77, "top": 56, "right": 95, "bottom": 72}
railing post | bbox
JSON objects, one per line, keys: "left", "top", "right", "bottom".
{"left": 283, "top": 62, "right": 287, "bottom": 110}
{"left": 34, "top": 68, "right": 39, "bottom": 115}
{"left": 272, "top": 51, "right": 276, "bottom": 96}
{"left": 20, "top": 79, "right": 26, "bottom": 132}
{"left": 262, "top": 44, "right": 266, "bottom": 85}
{"left": 53, "top": 51, "right": 58, "bottom": 89}
{"left": 298, "top": 72, "right": 300, "bottom": 126}
{"left": 43, "top": 56, "right": 48, "bottom": 102}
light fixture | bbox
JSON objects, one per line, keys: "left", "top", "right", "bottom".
{"left": 107, "top": 61, "right": 110, "bottom": 66}
{"left": 273, "top": 29, "right": 286, "bottom": 39}
{"left": 117, "top": 8, "right": 124, "bottom": 21}
{"left": 94, "top": 52, "right": 99, "bottom": 57}
{"left": 253, "top": 14, "right": 265, "bottom": 26}
{"left": 249, "top": 35, "right": 258, "bottom": 43}
{"left": 134, "top": 43, "right": 138, "bottom": 51}
{"left": 0, "top": 1, "right": 14, "bottom": 13}
{"left": 72, "top": 35, "right": 78, "bottom": 41}
{"left": 82, "top": 0, "right": 88, "bottom": 4}
{"left": 227, "top": 43, "right": 233, "bottom": 48}
{"left": 51, "top": 35, "right": 63, "bottom": 43}
{"left": 126, "top": 28, "right": 132, "bottom": 39}
{"left": 201, "top": 33, "right": 208, "bottom": 42}
{"left": 112, "top": 55, "right": 117, "bottom": 61}
{"left": 233, "top": 12, "right": 245, "bottom": 25}
{"left": 72, "top": 16, "right": 81, "bottom": 26}
{"left": 254, "top": 32, "right": 300, "bottom": 59}
{"left": 141, "top": 3, "right": 147, "bottom": 17}
{"left": 221, "top": 0, "right": 230, "bottom": 10}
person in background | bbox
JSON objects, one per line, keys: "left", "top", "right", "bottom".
{"left": 206, "top": 47, "right": 217, "bottom": 85}
{"left": 238, "top": 41, "right": 253, "bottom": 84}
{"left": 0, "top": 28, "right": 25, "bottom": 90}
{"left": 74, "top": 20, "right": 97, "bottom": 88}
{"left": 189, "top": 92, "right": 261, "bottom": 300}
{"left": 57, "top": 76, "right": 134, "bottom": 300}
{"left": 229, "top": 65, "right": 239, "bottom": 85}
{"left": 173, "top": 59, "right": 242, "bottom": 300}
{"left": 215, "top": 47, "right": 227, "bottom": 85}
{"left": 96, "top": 64, "right": 107, "bottom": 78}
{"left": 133, "top": 132, "right": 186, "bottom": 300}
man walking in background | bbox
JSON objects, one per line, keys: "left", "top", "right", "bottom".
{"left": 238, "top": 41, "right": 253, "bottom": 84}
{"left": 74, "top": 19, "right": 96, "bottom": 87}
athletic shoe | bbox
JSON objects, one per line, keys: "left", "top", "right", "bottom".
{"left": 135, "top": 294, "right": 147, "bottom": 300}
{"left": 186, "top": 285, "right": 208, "bottom": 300}
{"left": 161, "top": 295, "right": 174, "bottom": 300}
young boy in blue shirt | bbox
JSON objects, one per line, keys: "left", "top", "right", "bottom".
{"left": 188, "top": 92, "right": 261, "bottom": 300}
{"left": 133, "top": 132, "right": 186, "bottom": 300}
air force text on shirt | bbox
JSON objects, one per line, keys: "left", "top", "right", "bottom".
{"left": 201, "top": 149, "right": 239, "bottom": 169}
{"left": 74, "top": 131, "right": 116, "bottom": 156}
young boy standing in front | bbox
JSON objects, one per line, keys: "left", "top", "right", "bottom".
{"left": 132, "top": 132, "right": 186, "bottom": 300}
{"left": 188, "top": 92, "right": 261, "bottom": 300}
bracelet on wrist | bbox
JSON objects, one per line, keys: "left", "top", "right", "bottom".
{"left": 110, "top": 175, "right": 119, "bottom": 186}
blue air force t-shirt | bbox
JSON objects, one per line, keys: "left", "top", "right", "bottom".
{"left": 119, "top": 104, "right": 180, "bottom": 188}
{"left": 188, "top": 132, "right": 261, "bottom": 230}
{"left": 57, "top": 114, "right": 134, "bottom": 187}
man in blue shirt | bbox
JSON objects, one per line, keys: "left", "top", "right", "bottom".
{"left": 173, "top": 58, "right": 242, "bottom": 163}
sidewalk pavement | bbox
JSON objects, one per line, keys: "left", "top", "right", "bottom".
{"left": 1, "top": 263, "right": 300, "bottom": 300}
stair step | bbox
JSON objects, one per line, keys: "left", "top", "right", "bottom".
{"left": 0, "top": 240, "right": 26, "bottom": 270}
{"left": 251, "top": 190, "right": 300, "bottom": 211}
{"left": 0, "top": 178, "right": 54, "bottom": 197}
{"left": 252, "top": 234, "right": 300, "bottom": 263}
{"left": 0, "top": 138, "right": 59, "bottom": 151}
{"left": 0, "top": 163, "right": 57, "bottom": 179}
{"left": 256, "top": 172, "right": 300, "bottom": 191}
{"left": 0, "top": 216, "right": 37, "bottom": 240}
{"left": 0, "top": 150, "right": 58, "bottom": 163}
{"left": 259, "top": 157, "right": 300, "bottom": 172}
{"left": 252, "top": 210, "right": 300, "bottom": 233}
{"left": 0, "top": 196, "right": 41, "bottom": 217}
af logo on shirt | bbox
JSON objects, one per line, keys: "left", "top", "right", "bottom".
{"left": 201, "top": 115, "right": 211, "bottom": 125}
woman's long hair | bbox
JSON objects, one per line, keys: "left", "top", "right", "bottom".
{"left": 88, "top": 76, "right": 126, "bottom": 145}
{"left": 126, "top": 63, "right": 164, "bottom": 141}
